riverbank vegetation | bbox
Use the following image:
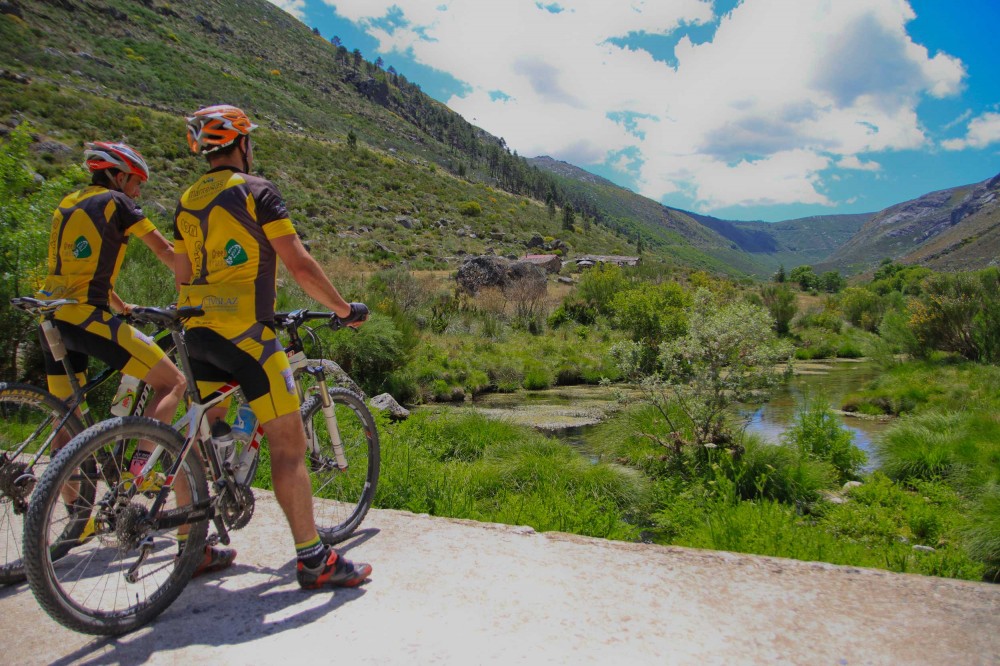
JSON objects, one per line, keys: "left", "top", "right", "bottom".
{"left": 3, "top": 126, "right": 998, "bottom": 583}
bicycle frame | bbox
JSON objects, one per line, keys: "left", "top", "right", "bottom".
{"left": 7, "top": 297, "right": 169, "bottom": 471}
{"left": 131, "top": 308, "right": 351, "bottom": 544}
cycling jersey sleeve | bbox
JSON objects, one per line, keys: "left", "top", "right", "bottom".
{"left": 111, "top": 191, "right": 150, "bottom": 235}
{"left": 126, "top": 218, "right": 157, "bottom": 238}
{"left": 253, "top": 180, "right": 297, "bottom": 240}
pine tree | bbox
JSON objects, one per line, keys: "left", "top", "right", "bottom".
{"left": 562, "top": 203, "right": 575, "bottom": 231}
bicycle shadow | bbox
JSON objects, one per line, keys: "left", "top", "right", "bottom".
{"left": 48, "top": 528, "right": 380, "bottom": 666}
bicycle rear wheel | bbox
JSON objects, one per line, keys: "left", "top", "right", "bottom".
{"left": 23, "top": 417, "right": 208, "bottom": 635}
{"left": 0, "top": 382, "right": 85, "bottom": 585}
{"left": 299, "top": 387, "right": 379, "bottom": 544}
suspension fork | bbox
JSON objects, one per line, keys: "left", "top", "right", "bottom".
{"left": 303, "top": 365, "right": 348, "bottom": 470}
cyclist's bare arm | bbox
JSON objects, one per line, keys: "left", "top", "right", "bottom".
{"left": 140, "top": 229, "right": 175, "bottom": 271}
{"left": 174, "top": 249, "right": 192, "bottom": 293}
{"left": 109, "top": 290, "right": 129, "bottom": 315}
{"left": 271, "top": 234, "right": 353, "bottom": 321}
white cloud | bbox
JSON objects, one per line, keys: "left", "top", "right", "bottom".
{"left": 837, "top": 156, "right": 882, "bottom": 172}
{"left": 311, "top": 0, "right": 966, "bottom": 212}
{"left": 942, "top": 112, "right": 1000, "bottom": 151}
{"left": 266, "top": 0, "right": 307, "bottom": 20}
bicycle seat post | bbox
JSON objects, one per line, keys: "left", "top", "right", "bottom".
{"left": 22, "top": 299, "right": 89, "bottom": 414}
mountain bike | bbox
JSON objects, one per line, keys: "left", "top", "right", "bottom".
{"left": 0, "top": 297, "right": 172, "bottom": 584}
{"left": 22, "top": 304, "right": 379, "bottom": 635}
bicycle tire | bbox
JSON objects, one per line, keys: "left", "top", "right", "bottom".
{"left": 0, "top": 382, "right": 86, "bottom": 585}
{"left": 23, "top": 416, "right": 208, "bottom": 635}
{"left": 299, "top": 387, "right": 379, "bottom": 544}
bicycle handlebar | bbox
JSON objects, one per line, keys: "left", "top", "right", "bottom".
{"left": 274, "top": 303, "right": 368, "bottom": 332}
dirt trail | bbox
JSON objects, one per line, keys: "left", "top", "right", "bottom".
{"left": 1, "top": 491, "right": 997, "bottom": 665}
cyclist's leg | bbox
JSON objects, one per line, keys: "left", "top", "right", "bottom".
{"left": 39, "top": 332, "right": 89, "bottom": 508}
{"left": 188, "top": 325, "right": 317, "bottom": 541}
{"left": 112, "top": 316, "right": 185, "bottom": 425}
{"left": 39, "top": 329, "right": 88, "bottom": 454}
{"left": 261, "top": 412, "right": 316, "bottom": 543}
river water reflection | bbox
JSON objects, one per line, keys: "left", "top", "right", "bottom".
{"left": 740, "top": 359, "right": 891, "bottom": 468}
{"left": 431, "top": 359, "right": 891, "bottom": 467}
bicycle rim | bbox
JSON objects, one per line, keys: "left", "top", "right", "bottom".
{"left": 300, "top": 388, "right": 379, "bottom": 544}
{"left": 23, "top": 417, "right": 208, "bottom": 635}
{"left": 0, "top": 383, "right": 83, "bottom": 585}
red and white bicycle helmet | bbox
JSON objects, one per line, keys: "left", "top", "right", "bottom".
{"left": 186, "top": 104, "right": 258, "bottom": 154}
{"left": 83, "top": 141, "right": 150, "bottom": 182}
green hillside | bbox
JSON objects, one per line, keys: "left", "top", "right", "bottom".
{"left": 0, "top": 0, "right": 665, "bottom": 269}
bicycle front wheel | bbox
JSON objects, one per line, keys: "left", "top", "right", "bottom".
{"left": 300, "top": 388, "right": 379, "bottom": 544}
{"left": 23, "top": 416, "right": 209, "bottom": 635}
{"left": 0, "top": 382, "right": 85, "bottom": 585}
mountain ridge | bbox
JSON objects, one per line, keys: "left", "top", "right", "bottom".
{"left": 2, "top": 0, "right": 996, "bottom": 277}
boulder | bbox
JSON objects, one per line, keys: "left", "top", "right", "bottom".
{"left": 370, "top": 393, "right": 410, "bottom": 421}
{"left": 455, "top": 255, "right": 547, "bottom": 297}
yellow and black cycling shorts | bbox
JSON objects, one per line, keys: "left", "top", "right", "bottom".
{"left": 184, "top": 323, "right": 299, "bottom": 425}
{"left": 40, "top": 304, "right": 169, "bottom": 400}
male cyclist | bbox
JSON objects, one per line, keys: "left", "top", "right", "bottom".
{"left": 174, "top": 105, "right": 372, "bottom": 588}
{"left": 38, "top": 142, "right": 185, "bottom": 459}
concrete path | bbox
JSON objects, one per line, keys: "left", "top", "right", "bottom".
{"left": 1, "top": 491, "right": 998, "bottom": 665}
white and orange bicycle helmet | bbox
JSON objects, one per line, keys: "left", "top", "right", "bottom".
{"left": 83, "top": 141, "right": 150, "bottom": 182}
{"left": 186, "top": 104, "right": 258, "bottom": 154}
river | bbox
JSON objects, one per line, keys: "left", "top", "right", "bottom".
{"left": 431, "top": 359, "right": 891, "bottom": 466}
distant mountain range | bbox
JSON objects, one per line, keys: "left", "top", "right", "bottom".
{"left": 2, "top": 0, "right": 996, "bottom": 279}
{"left": 817, "top": 173, "right": 1000, "bottom": 275}
{"left": 531, "top": 156, "right": 999, "bottom": 277}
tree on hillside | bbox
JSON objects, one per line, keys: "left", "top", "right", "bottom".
{"left": 331, "top": 35, "right": 342, "bottom": 47}
{"left": 562, "top": 203, "right": 575, "bottom": 231}
{"left": 790, "top": 265, "right": 818, "bottom": 291}
{"left": 819, "top": 270, "right": 846, "bottom": 293}
{"left": 352, "top": 48, "right": 363, "bottom": 69}
{"left": 760, "top": 284, "right": 797, "bottom": 335}
{"left": 774, "top": 264, "right": 786, "bottom": 283}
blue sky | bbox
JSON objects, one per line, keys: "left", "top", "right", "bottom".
{"left": 268, "top": 1, "right": 999, "bottom": 222}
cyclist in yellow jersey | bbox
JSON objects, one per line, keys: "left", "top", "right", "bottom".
{"left": 175, "top": 105, "right": 371, "bottom": 588}
{"left": 38, "top": 143, "right": 185, "bottom": 458}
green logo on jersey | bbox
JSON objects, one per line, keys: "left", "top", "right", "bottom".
{"left": 72, "top": 236, "right": 92, "bottom": 259}
{"left": 224, "top": 239, "right": 248, "bottom": 266}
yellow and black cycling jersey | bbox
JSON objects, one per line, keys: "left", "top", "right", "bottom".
{"left": 173, "top": 166, "right": 297, "bottom": 336}
{"left": 38, "top": 185, "right": 156, "bottom": 308}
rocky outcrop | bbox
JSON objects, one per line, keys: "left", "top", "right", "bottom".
{"left": 456, "top": 255, "right": 546, "bottom": 296}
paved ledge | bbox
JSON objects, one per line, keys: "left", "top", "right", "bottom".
{"left": 2, "top": 491, "right": 998, "bottom": 665}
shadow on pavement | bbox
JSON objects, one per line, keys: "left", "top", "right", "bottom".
{"left": 47, "top": 531, "right": 378, "bottom": 666}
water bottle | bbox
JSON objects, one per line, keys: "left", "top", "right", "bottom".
{"left": 40, "top": 320, "right": 67, "bottom": 361}
{"left": 232, "top": 402, "right": 258, "bottom": 442}
{"left": 210, "top": 419, "right": 235, "bottom": 464}
{"left": 231, "top": 403, "right": 258, "bottom": 484}
{"left": 111, "top": 374, "right": 141, "bottom": 417}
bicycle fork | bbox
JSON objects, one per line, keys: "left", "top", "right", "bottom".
{"left": 302, "top": 366, "right": 348, "bottom": 470}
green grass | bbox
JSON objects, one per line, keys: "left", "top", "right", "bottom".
{"left": 373, "top": 410, "right": 648, "bottom": 540}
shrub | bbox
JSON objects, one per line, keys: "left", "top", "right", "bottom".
{"left": 323, "top": 313, "right": 406, "bottom": 395}
{"left": 458, "top": 201, "right": 482, "bottom": 217}
{"left": 782, "top": 402, "right": 867, "bottom": 483}
{"left": 523, "top": 362, "right": 553, "bottom": 390}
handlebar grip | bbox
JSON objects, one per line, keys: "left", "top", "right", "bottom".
{"left": 330, "top": 303, "right": 368, "bottom": 329}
